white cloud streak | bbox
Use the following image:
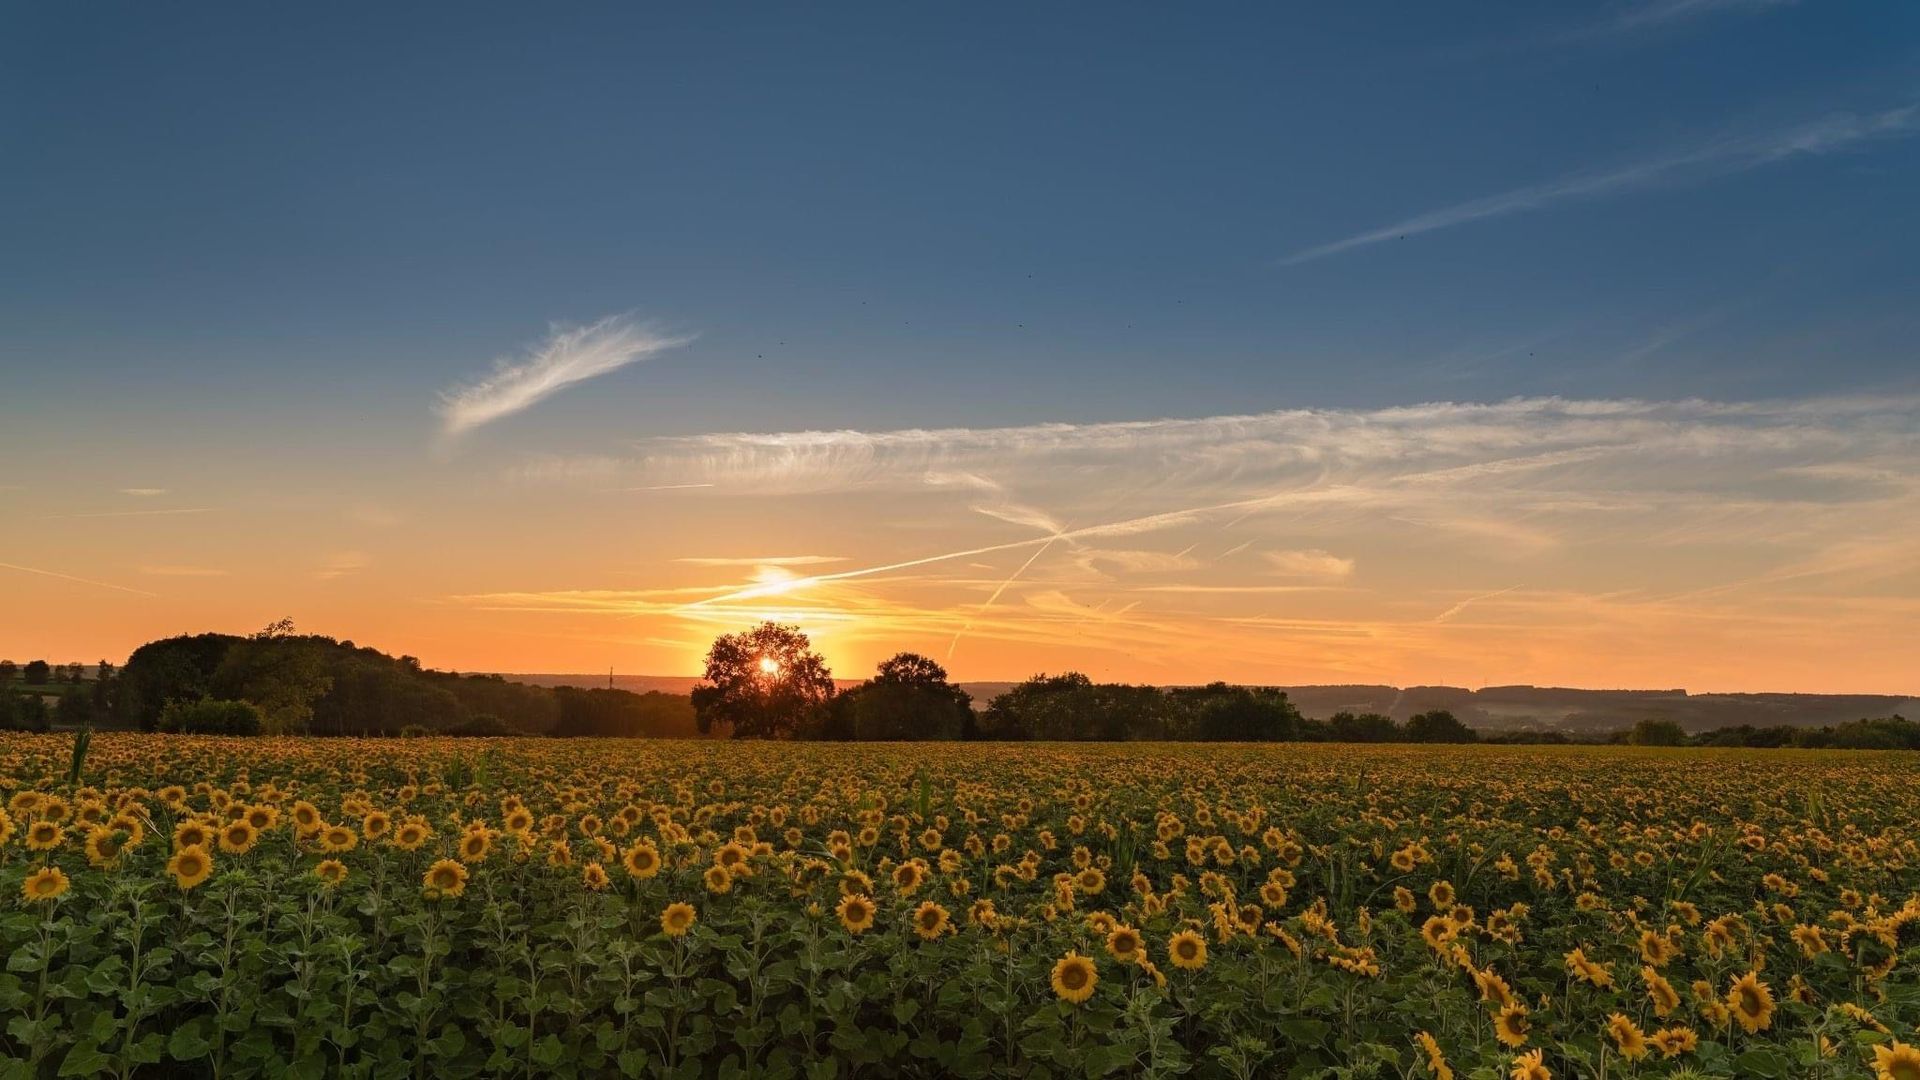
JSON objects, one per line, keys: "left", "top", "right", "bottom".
{"left": 436, "top": 315, "right": 692, "bottom": 438}
{"left": 0, "top": 560, "right": 158, "bottom": 597}
{"left": 1280, "top": 102, "right": 1920, "bottom": 265}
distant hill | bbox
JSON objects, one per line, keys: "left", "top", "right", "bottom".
{"left": 499, "top": 674, "right": 1914, "bottom": 734}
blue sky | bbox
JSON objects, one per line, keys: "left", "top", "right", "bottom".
{"left": 7, "top": 1, "right": 1916, "bottom": 431}
{"left": 4, "top": 2, "right": 1918, "bottom": 689}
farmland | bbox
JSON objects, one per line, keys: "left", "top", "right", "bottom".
{"left": 3, "top": 735, "right": 1919, "bottom": 1078}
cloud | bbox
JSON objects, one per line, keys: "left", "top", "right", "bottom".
{"left": 43, "top": 507, "right": 216, "bottom": 520}
{"left": 137, "top": 565, "right": 229, "bottom": 577}
{"left": 1610, "top": 0, "right": 1795, "bottom": 33}
{"left": 0, "top": 560, "right": 157, "bottom": 597}
{"left": 477, "top": 392, "right": 1919, "bottom": 690}
{"left": 1263, "top": 549, "right": 1356, "bottom": 580}
{"left": 315, "top": 551, "right": 371, "bottom": 580}
{"left": 1280, "top": 101, "right": 1920, "bottom": 265}
{"left": 435, "top": 315, "right": 692, "bottom": 439}
{"left": 676, "top": 555, "right": 847, "bottom": 567}
{"left": 119, "top": 487, "right": 168, "bottom": 497}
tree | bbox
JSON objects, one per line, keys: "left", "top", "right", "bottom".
{"left": 1174, "top": 683, "right": 1302, "bottom": 741}
{"left": 0, "top": 660, "right": 13, "bottom": 686}
{"left": 157, "top": 697, "right": 263, "bottom": 735}
{"left": 1326, "top": 711, "right": 1401, "bottom": 742}
{"left": 1627, "top": 718, "right": 1688, "bottom": 746}
{"left": 56, "top": 687, "right": 94, "bottom": 727}
{"left": 1404, "top": 709, "right": 1477, "bottom": 743}
{"left": 211, "top": 623, "right": 334, "bottom": 734}
{"left": 827, "top": 653, "right": 973, "bottom": 740}
{"left": 691, "top": 622, "right": 836, "bottom": 738}
{"left": 23, "top": 660, "right": 51, "bottom": 686}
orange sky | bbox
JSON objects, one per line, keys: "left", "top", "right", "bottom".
{"left": 5, "top": 395, "right": 1916, "bottom": 695}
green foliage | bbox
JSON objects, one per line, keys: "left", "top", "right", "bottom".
{"left": 824, "top": 653, "right": 973, "bottom": 740}
{"left": 691, "top": 622, "right": 837, "bottom": 738}
{"left": 156, "top": 697, "right": 264, "bottom": 735}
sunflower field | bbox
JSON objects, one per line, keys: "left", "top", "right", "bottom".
{"left": 3, "top": 734, "right": 1919, "bottom": 1079}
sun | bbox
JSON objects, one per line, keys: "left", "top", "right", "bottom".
{"left": 757, "top": 656, "right": 781, "bottom": 676}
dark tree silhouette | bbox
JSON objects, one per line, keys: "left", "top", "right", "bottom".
{"left": 691, "top": 622, "right": 836, "bottom": 738}
{"left": 827, "top": 652, "right": 973, "bottom": 740}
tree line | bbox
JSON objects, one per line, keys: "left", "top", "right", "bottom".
{"left": 688, "top": 622, "right": 1480, "bottom": 742}
{"left": 11, "top": 620, "right": 1910, "bottom": 745}
{"left": 48, "top": 622, "right": 698, "bottom": 738}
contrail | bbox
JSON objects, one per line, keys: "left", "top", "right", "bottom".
{"left": 676, "top": 488, "right": 1314, "bottom": 611}
{"left": 0, "top": 561, "right": 158, "bottom": 597}
{"left": 946, "top": 529, "right": 1065, "bottom": 662}
{"left": 1280, "top": 102, "right": 1919, "bottom": 265}
{"left": 1431, "top": 585, "right": 1523, "bottom": 623}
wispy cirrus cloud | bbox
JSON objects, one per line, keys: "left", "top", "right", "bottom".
{"left": 315, "top": 551, "right": 371, "bottom": 580}
{"left": 1609, "top": 0, "right": 1795, "bottom": 33}
{"left": 1280, "top": 101, "right": 1920, "bottom": 265}
{"left": 675, "top": 555, "right": 847, "bottom": 567}
{"left": 1263, "top": 549, "right": 1356, "bottom": 580}
{"left": 137, "top": 565, "right": 229, "bottom": 578}
{"left": 435, "top": 315, "right": 692, "bottom": 439}
{"left": 474, "top": 393, "right": 1919, "bottom": 690}
{"left": 0, "top": 560, "right": 157, "bottom": 597}
{"left": 119, "top": 487, "right": 168, "bottom": 497}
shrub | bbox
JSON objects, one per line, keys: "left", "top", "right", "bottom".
{"left": 156, "top": 697, "right": 263, "bottom": 735}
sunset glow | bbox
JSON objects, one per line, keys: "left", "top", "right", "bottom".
{"left": 3, "top": 5, "right": 1915, "bottom": 697}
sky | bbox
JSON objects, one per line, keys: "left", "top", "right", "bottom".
{"left": 3, "top": 2, "right": 1917, "bottom": 693}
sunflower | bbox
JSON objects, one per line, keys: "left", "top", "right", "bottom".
{"left": 1105, "top": 924, "right": 1144, "bottom": 964}
{"left": 1474, "top": 967, "right": 1514, "bottom": 1008}
{"left": 290, "top": 800, "right": 321, "bottom": 832}
{"left": 892, "top": 859, "right": 926, "bottom": 895}
{"left": 218, "top": 820, "right": 258, "bottom": 854}
{"left": 1651, "top": 1027, "right": 1698, "bottom": 1058}
{"left": 171, "top": 820, "right": 211, "bottom": 852}
{"left": 1564, "top": 947, "right": 1613, "bottom": 988}
{"left": 582, "top": 862, "right": 610, "bottom": 891}
{"left": 1726, "top": 971, "right": 1775, "bottom": 1034}
{"left": 168, "top": 845, "right": 213, "bottom": 890}
{"left": 1508, "top": 1049, "right": 1550, "bottom": 1080}
{"left": 320, "top": 824, "right": 358, "bottom": 853}
{"left": 1050, "top": 952, "right": 1098, "bottom": 1004}
{"left": 84, "top": 827, "right": 129, "bottom": 868}
{"left": 1414, "top": 1031, "right": 1453, "bottom": 1080}
{"left": 1493, "top": 1003, "right": 1531, "bottom": 1048}
{"left": 393, "top": 821, "right": 431, "bottom": 851}
{"left": 837, "top": 893, "right": 876, "bottom": 934}
{"left": 21, "top": 866, "right": 70, "bottom": 903}
{"left": 423, "top": 858, "right": 470, "bottom": 900}
{"left": 622, "top": 840, "right": 661, "bottom": 879}
{"left": 1428, "top": 880, "right": 1454, "bottom": 908}
{"left": 1643, "top": 967, "right": 1679, "bottom": 1016}
{"left": 26, "top": 820, "right": 64, "bottom": 851}
{"left": 314, "top": 859, "right": 348, "bottom": 887}
{"left": 458, "top": 829, "right": 493, "bottom": 863}
{"left": 1874, "top": 1041, "right": 1920, "bottom": 1080}
{"left": 361, "top": 811, "right": 391, "bottom": 840}
{"left": 912, "top": 900, "right": 951, "bottom": 940}
{"left": 1606, "top": 1013, "right": 1649, "bottom": 1060}
{"left": 660, "top": 901, "right": 697, "bottom": 938}
{"left": 1168, "top": 929, "right": 1208, "bottom": 970}
{"left": 703, "top": 864, "right": 733, "bottom": 894}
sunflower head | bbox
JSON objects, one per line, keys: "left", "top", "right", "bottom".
{"left": 22, "top": 866, "right": 70, "bottom": 903}
{"left": 1050, "top": 952, "right": 1098, "bottom": 1004}
{"left": 660, "top": 901, "right": 697, "bottom": 938}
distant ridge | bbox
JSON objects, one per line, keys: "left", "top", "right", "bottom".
{"left": 497, "top": 674, "right": 1916, "bottom": 735}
